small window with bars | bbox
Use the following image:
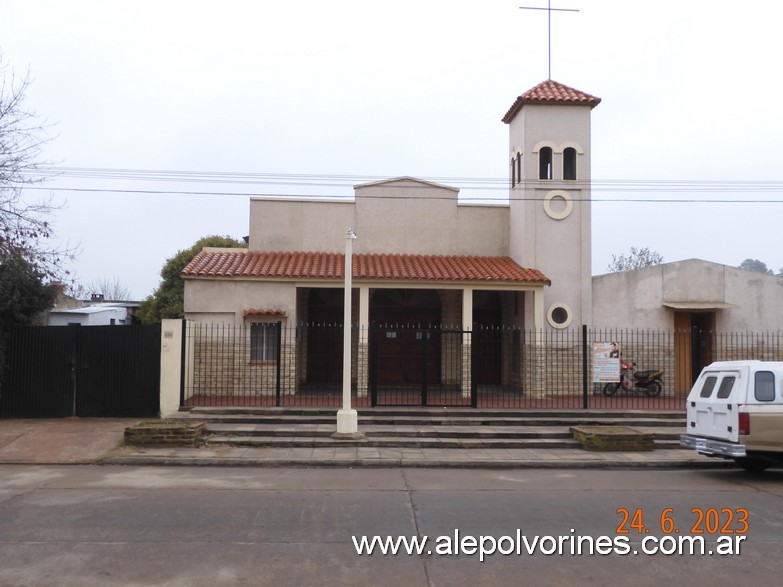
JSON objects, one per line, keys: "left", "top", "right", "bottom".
{"left": 250, "top": 322, "right": 279, "bottom": 362}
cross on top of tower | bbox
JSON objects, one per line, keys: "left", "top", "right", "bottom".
{"left": 519, "top": 1, "right": 579, "bottom": 79}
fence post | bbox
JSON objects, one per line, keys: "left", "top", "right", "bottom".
{"left": 582, "top": 324, "right": 589, "bottom": 409}
{"left": 470, "top": 330, "right": 478, "bottom": 408}
{"left": 68, "top": 324, "right": 79, "bottom": 417}
{"left": 421, "top": 331, "right": 428, "bottom": 406}
{"left": 370, "top": 326, "right": 377, "bottom": 407}
{"left": 275, "top": 321, "right": 282, "bottom": 407}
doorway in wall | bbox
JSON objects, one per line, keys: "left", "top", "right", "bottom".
{"left": 370, "top": 289, "right": 442, "bottom": 386}
{"left": 306, "top": 288, "right": 344, "bottom": 386}
{"left": 473, "top": 291, "right": 502, "bottom": 385}
{"left": 674, "top": 312, "right": 715, "bottom": 392}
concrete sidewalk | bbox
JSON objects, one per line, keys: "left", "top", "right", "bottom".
{"left": 0, "top": 417, "right": 729, "bottom": 469}
{"left": 0, "top": 419, "right": 142, "bottom": 465}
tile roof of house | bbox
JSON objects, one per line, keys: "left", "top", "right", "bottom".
{"left": 183, "top": 250, "right": 551, "bottom": 285}
{"left": 502, "top": 79, "right": 601, "bottom": 123}
{"left": 243, "top": 308, "right": 287, "bottom": 317}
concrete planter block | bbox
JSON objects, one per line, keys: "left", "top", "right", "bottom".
{"left": 125, "top": 420, "right": 205, "bottom": 447}
{"left": 570, "top": 425, "right": 654, "bottom": 452}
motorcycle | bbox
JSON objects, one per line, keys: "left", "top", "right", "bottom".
{"left": 603, "top": 360, "right": 664, "bottom": 397}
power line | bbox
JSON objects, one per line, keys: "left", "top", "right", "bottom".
{"left": 16, "top": 166, "right": 783, "bottom": 193}
{"left": 15, "top": 185, "right": 783, "bottom": 203}
{"left": 13, "top": 166, "right": 783, "bottom": 204}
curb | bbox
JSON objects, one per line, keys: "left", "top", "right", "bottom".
{"left": 100, "top": 456, "right": 731, "bottom": 470}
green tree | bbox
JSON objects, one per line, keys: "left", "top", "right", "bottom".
{"left": 607, "top": 246, "right": 664, "bottom": 272}
{"left": 139, "top": 235, "right": 246, "bottom": 323}
{"left": 0, "top": 252, "right": 58, "bottom": 382}
{"left": 738, "top": 259, "right": 773, "bottom": 275}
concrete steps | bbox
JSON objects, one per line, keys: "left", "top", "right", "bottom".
{"left": 178, "top": 407, "right": 685, "bottom": 450}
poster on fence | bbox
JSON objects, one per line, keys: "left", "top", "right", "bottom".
{"left": 592, "top": 342, "right": 620, "bottom": 383}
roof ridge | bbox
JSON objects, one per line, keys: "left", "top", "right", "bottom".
{"left": 502, "top": 79, "right": 601, "bottom": 123}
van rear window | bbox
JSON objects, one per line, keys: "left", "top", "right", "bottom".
{"left": 700, "top": 376, "right": 718, "bottom": 398}
{"left": 716, "top": 376, "right": 736, "bottom": 398}
{"left": 755, "top": 371, "right": 775, "bottom": 402}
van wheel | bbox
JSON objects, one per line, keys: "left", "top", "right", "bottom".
{"left": 603, "top": 383, "right": 618, "bottom": 396}
{"left": 644, "top": 381, "right": 662, "bottom": 397}
{"left": 735, "top": 458, "right": 771, "bottom": 473}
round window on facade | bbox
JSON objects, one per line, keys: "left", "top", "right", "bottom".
{"left": 543, "top": 190, "right": 573, "bottom": 220}
{"left": 547, "top": 303, "right": 573, "bottom": 329}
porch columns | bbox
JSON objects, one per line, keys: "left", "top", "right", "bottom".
{"left": 530, "top": 286, "right": 547, "bottom": 398}
{"left": 533, "top": 287, "right": 545, "bottom": 338}
{"left": 357, "top": 285, "right": 370, "bottom": 397}
{"left": 461, "top": 288, "right": 473, "bottom": 398}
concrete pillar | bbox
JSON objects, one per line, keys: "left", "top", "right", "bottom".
{"left": 530, "top": 289, "right": 546, "bottom": 398}
{"left": 461, "top": 288, "right": 473, "bottom": 398}
{"left": 159, "top": 318, "right": 184, "bottom": 417}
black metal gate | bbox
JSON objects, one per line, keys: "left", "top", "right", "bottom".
{"left": 0, "top": 324, "right": 161, "bottom": 418}
{"left": 370, "top": 326, "right": 471, "bottom": 406}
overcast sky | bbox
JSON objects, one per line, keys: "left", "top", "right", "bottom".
{"left": 2, "top": 0, "right": 782, "bottom": 299}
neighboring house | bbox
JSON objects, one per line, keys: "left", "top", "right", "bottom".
{"left": 47, "top": 304, "right": 131, "bottom": 326}
{"left": 45, "top": 288, "right": 141, "bottom": 326}
{"left": 593, "top": 259, "right": 783, "bottom": 390}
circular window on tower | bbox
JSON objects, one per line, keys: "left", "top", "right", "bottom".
{"left": 543, "top": 190, "right": 573, "bottom": 220}
{"left": 547, "top": 303, "right": 573, "bottom": 329}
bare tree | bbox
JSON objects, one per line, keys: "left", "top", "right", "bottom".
{"left": 0, "top": 53, "right": 74, "bottom": 280}
{"left": 607, "top": 246, "right": 664, "bottom": 273}
{"left": 81, "top": 276, "right": 133, "bottom": 301}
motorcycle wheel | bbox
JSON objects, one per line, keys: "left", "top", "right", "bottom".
{"left": 644, "top": 381, "right": 662, "bottom": 397}
{"left": 603, "top": 383, "right": 619, "bottom": 397}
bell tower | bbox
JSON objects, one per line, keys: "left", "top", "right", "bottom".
{"left": 503, "top": 79, "right": 601, "bottom": 330}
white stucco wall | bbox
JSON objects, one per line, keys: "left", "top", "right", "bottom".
{"left": 592, "top": 264, "right": 672, "bottom": 329}
{"left": 353, "top": 178, "right": 508, "bottom": 256}
{"left": 592, "top": 260, "right": 783, "bottom": 331}
{"left": 456, "top": 204, "right": 509, "bottom": 257}
{"left": 248, "top": 198, "right": 353, "bottom": 252}
{"left": 721, "top": 266, "right": 783, "bottom": 331}
{"left": 246, "top": 178, "right": 509, "bottom": 258}
{"left": 508, "top": 103, "right": 594, "bottom": 330}
{"left": 184, "top": 279, "right": 299, "bottom": 325}
{"left": 47, "top": 306, "right": 129, "bottom": 326}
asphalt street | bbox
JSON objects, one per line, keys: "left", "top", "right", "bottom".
{"left": 0, "top": 466, "right": 782, "bottom": 586}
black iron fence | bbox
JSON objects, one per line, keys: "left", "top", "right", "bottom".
{"left": 181, "top": 322, "right": 783, "bottom": 410}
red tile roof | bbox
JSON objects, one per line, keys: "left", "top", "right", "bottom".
{"left": 502, "top": 80, "right": 601, "bottom": 123}
{"left": 243, "top": 308, "right": 286, "bottom": 317}
{"left": 183, "top": 250, "right": 550, "bottom": 285}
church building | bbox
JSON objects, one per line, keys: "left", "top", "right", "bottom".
{"left": 181, "top": 79, "right": 781, "bottom": 403}
{"left": 181, "top": 80, "right": 600, "bottom": 400}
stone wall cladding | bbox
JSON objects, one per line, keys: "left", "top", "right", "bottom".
{"left": 182, "top": 325, "right": 783, "bottom": 403}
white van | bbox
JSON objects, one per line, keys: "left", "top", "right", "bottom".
{"left": 680, "top": 360, "right": 783, "bottom": 472}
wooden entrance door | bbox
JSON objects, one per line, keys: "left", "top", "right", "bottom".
{"left": 370, "top": 289, "right": 441, "bottom": 386}
{"left": 674, "top": 312, "right": 715, "bottom": 393}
